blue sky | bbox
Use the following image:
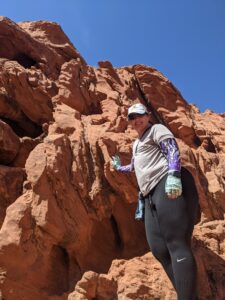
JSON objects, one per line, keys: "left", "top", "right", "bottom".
{"left": 1, "top": 0, "right": 225, "bottom": 113}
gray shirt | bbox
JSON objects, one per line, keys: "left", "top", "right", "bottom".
{"left": 133, "top": 124, "right": 174, "bottom": 196}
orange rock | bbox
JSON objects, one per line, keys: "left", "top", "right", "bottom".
{"left": 69, "top": 253, "right": 176, "bottom": 300}
{"left": 0, "top": 120, "right": 20, "bottom": 163}
{"left": 0, "top": 165, "right": 24, "bottom": 226}
{"left": 0, "top": 16, "right": 224, "bottom": 300}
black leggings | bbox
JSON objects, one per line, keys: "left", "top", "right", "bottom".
{"left": 144, "top": 168, "right": 199, "bottom": 300}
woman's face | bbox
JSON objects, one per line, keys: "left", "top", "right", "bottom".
{"left": 129, "top": 114, "right": 150, "bottom": 136}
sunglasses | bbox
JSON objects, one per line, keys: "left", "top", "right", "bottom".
{"left": 128, "top": 113, "right": 146, "bottom": 120}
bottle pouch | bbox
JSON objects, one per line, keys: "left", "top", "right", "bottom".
{"left": 135, "top": 192, "right": 145, "bottom": 221}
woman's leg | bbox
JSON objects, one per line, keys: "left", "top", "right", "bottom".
{"left": 152, "top": 173, "right": 198, "bottom": 300}
{"left": 144, "top": 196, "right": 176, "bottom": 288}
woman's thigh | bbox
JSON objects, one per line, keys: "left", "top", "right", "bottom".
{"left": 151, "top": 175, "right": 192, "bottom": 243}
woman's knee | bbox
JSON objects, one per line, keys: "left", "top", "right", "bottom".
{"left": 150, "top": 244, "right": 170, "bottom": 263}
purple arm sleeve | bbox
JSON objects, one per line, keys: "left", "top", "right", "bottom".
{"left": 159, "top": 138, "right": 181, "bottom": 172}
{"left": 117, "top": 157, "right": 134, "bottom": 173}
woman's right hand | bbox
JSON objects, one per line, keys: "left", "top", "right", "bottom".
{"left": 111, "top": 155, "right": 121, "bottom": 170}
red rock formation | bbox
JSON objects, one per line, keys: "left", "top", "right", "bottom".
{"left": 0, "top": 16, "right": 224, "bottom": 300}
{"left": 68, "top": 253, "right": 176, "bottom": 300}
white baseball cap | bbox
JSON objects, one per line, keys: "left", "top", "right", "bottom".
{"left": 127, "top": 103, "right": 148, "bottom": 119}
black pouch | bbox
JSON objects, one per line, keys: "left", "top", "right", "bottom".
{"left": 135, "top": 192, "right": 145, "bottom": 221}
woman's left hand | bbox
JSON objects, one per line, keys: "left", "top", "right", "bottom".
{"left": 165, "top": 175, "right": 182, "bottom": 199}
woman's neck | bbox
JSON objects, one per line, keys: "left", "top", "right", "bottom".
{"left": 138, "top": 124, "right": 151, "bottom": 138}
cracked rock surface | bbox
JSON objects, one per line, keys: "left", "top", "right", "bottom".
{"left": 0, "top": 16, "right": 224, "bottom": 300}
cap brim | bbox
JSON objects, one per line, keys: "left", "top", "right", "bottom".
{"left": 127, "top": 113, "right": 146, "bottom": 120}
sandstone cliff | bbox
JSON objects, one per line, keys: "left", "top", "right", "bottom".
{"left": 0, "top": 16, "right": 224, "bottom": 300}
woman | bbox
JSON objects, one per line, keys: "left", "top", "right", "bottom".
{"left": 112, "top": 103, "right": 199, "bottom": 300}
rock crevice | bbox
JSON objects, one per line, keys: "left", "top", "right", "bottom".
{"left": 0, "top": 16, "right": 224, "bottom": 300}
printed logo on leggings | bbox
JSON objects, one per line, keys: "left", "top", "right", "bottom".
{"left": 176, "top": 257, "right": 187, "bottom": 263}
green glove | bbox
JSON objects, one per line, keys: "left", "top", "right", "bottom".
{"left": 165, "top": 174, "right": 182, "bottom": 199}
{"left": 111, "top": 155, "right": 121, "bottom": 170}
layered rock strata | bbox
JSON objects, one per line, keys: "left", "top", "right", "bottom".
{"left": 0, "top": 16, "right": 224, "bottom": 300}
